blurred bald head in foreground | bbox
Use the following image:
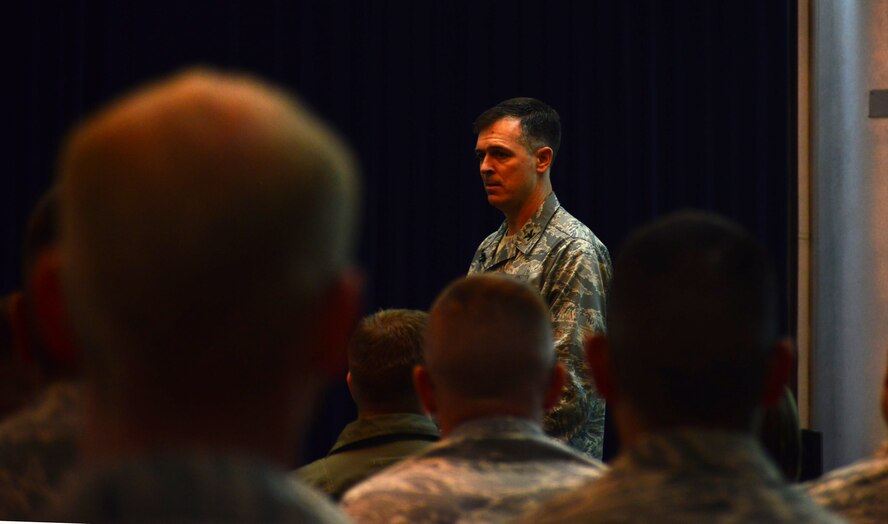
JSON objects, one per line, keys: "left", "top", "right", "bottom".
{"left": 50, "top": 69, "right": 361, "bottom": 522}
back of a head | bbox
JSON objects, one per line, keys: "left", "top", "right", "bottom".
{"left": 473, "top": 97, "right": 561, "bottom": 158}
{"left": 58, "top": 69, "right": 360, "bottom": 410}
{"left": 348, "top": 309, "right": 428, "bottom": 412}
{"left": 425, "top": 274, "right": 554, "bottom": 408}
{"left": 608, "top": 211, "right": 779, "bottom": 429}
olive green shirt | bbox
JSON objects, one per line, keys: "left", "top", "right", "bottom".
{"left": 296, "top": 413, "right": 440, "bottom": 500}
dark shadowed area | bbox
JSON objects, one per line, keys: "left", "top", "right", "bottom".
{"left": 5, "top": 0, "right": 796, "bottom": 463}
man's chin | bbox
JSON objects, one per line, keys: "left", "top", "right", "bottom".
{"left": 487, "top": 198, "right": 509, "bottom": 213}
{"left": 486, "top": 194, "right": 508, "bottom": 210}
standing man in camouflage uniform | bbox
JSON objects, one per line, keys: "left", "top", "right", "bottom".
{"left": 521, "top": 212, "right": 842, "bottom": 524}
{"left": 341, "top": 275, "right": 606, "bottom": 523}
{"left": 805, "top": 356, "right": 888, "bottom": 523}
{"left": 468, "top": 97, "right": 612, "bottom": 458}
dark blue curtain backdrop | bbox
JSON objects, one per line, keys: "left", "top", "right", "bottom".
{"left": 7, "top": 0, "right": 796, "bottom": 463}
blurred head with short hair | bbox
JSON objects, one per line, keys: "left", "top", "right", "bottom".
{"left": 586, "top": 211, "right": 791, "bottom": 443}
{"left": 55, "top": 68, "right": 362, "bottom": 465}
{"left": 416, "top": 274, "right": 565, "bottom": 436}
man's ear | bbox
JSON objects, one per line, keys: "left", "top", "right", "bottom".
{"left": 760, "top": 338, "right": 793, "bottom": 408}
{"left": 346, "top": 371, "right": 354, "bottom": 397}
{"left": 310, "top": 268, "right": 363, "bottom": 379}
{"left": 543, "top": 362, "right": 567, "bottom": 412}
{"left": 535, "top": 147, "right": 553, "bottom": 174}
{"left": 585, "top": 334, "right": 618, "bottom": 403}
{"left": 30, "top": 249, "right": 79, "bottom": 368}
{"left": 413, "top": 365, "right": 437, "bottom": 415}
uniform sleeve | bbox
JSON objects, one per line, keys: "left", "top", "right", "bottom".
{"left": 542, "top": 238, "right": 612, "bottom": 457}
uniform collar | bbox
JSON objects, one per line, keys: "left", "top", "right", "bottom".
{"left": 477, "top": 193, "right": 561, "bottom": 270}
{"left": 330, "top": 413, "right": 440, "bottom": 453}
{"left": 615, "top": 428, "right": 782, "bottom": 481}
{"left": 447, "top": 416, "right": 546, "bottom": 442}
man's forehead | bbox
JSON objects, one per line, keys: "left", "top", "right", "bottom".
{"left": 475, "top": 117, "right": 523, "bottom": 147}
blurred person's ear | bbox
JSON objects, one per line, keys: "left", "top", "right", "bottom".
{"left": 543, "top": 362, "right": 566, "bottom": 412}
{"left": 1, "top": 292, "right": 41, "bottom": 416}
{"left": 760, "top": 339, "right": 793, "bottom": 408}
{"left": 585, "top": 334, "right": 617, "bottom": 403}
{"left": 7, "top": 292, "right": 31, "bottom": 363}
{"left": 30, "top": 249, "right": 79, "bottom": 369}
{"left": 308, "top": 268, "right": 363, "bottom": 379}
{"left": 412, "top": 365, "right": 437, "bottom": 416}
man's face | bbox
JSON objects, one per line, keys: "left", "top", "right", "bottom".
{"left": 475, "top": 117, "right": 540, "bottom": 215}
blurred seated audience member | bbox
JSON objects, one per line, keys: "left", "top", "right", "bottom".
{"left": 759, "top": 386, "right": 802, "bottom": 481}
{"left": 0, "top": 188, "right": 83, "bottom": 519}
{"left": 520, "top": 212, "right": 841, "bottom": 523}
{"left": 805, "top": 357, "right": 888, "bottom": 523}
{"left": 46, "top": 69, "right": 362, "bottom": 522}
{"left": 296, "top": 309, "right": 439, "bottom": 500}
{"left": 341, "top": 274, "right": 606, "bottom": 523}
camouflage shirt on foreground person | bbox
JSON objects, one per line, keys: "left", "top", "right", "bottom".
{"left": 519, "top": 429, "right": 845, "bottom": 524}
{"left": 804, "top": 441, "right": 888, "bottom": 524}
{"left": 0, "top": 380, "right": 80, "bottom": 520}
{"left": 49, "top": 453, "right": 350, "bottom": 523}
{"left": 468, "top": 192, "right": 612, "bottom": 458}
{"left": 340, "top": 417, "right": 606, "bottom": 523}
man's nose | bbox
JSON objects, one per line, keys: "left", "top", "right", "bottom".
{"left": 480, "top": 155, "right": 494, "bottom": 175}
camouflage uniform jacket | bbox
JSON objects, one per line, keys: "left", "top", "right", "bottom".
{"left": 340, "top": 416, "right": 607, "bottom": 523}
{"left": 804, "top": 441, "right": 888, "bottom": 523}
{"left": 520, "top": 429, "right": 845, "bottom": 524}
{"left": 295, "top": 413, "right": 440, "bottom": 500}
{"left": 0, "top": 380, "right": 80, "bottom": 520}
{"left": 468, "top": 192, "right": 612, "bottom": 458}
{"left": 49, "top": 453, "right": 350, "bottom": 523}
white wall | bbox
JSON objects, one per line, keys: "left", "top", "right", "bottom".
{"left": 811, "top": 0, "right": 888, "bottom": 470}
